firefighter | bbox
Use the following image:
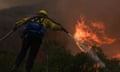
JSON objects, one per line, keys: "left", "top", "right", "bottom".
{"left": 11, "top": 9, "right": 68, "bottom": 72}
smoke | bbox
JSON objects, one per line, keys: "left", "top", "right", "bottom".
{"left": 0, "top": 0, "right": 42, "bottom": 9}
{"left": 0, "top": 0, "right": 120, "bottom": 57}
{"left": 54, "top": 0, "right": 120, "bottom": 57}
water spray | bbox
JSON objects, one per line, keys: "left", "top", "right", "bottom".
{"left": 67, "top": 32, "right": 106, "bottom": 68}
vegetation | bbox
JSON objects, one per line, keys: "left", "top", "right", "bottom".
{"left": 0, "top": 40, "right": 120, "bottom": 72}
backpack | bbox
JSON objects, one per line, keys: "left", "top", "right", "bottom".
{"left": 22, "top": 16, "right": 46, "bottom": 38}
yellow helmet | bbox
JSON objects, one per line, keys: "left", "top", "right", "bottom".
{"left": 38, "top": 10, "right": 48, "bottom": 16}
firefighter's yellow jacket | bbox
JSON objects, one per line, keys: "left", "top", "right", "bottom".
{"left": 15, "top": 15, "right": 63, "bottom": 31}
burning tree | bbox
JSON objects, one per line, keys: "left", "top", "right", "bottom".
{"left": 74, "top": 16, "right": 116, "bottom": 47}
{"left": 72, "top": 16, "right": 116, "bottom": 67}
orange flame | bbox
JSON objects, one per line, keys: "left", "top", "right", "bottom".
{"left": 112, "top": 54, "right": 120, "bottom": 60}
{"left": 74, "top": 16, "right": 116, "bottom": 47}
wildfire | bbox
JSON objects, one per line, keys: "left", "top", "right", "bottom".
{"left": 74, "top": 16, "right": 116, "bottom": 47}
{"left": 112, "top": 54, "right": 120, "bottom": 60}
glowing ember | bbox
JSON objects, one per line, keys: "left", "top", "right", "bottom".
{"left": 74, "top": 16, "right": 116, "bottom": 47}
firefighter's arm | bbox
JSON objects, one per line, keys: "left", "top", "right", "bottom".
{"left": 43, "top": 18, "right": 68, "bottom": 33}
{"left": 13, "top": 17, "right": 30, "bottom": 31}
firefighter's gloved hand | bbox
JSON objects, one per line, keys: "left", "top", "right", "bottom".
{"left": 62, "top": 27, "right": 68, "bottom": 33}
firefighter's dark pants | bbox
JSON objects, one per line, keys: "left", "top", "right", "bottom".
{"left": 13, "top": 35, "right": 42, "bottom": 72}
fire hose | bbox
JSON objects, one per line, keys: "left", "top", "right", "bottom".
{"left": 0, "top": 30, "right": 14, "bottom": 41}
{"left": 66, "top": 32, "right": 106, "bottom": 68}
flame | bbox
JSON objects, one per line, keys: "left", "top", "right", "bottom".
{"left": 112, "top": 54, "right": 120, "bottom": 60}
{"left": 74, "top": 16, "right": 116, "bottom": 47}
